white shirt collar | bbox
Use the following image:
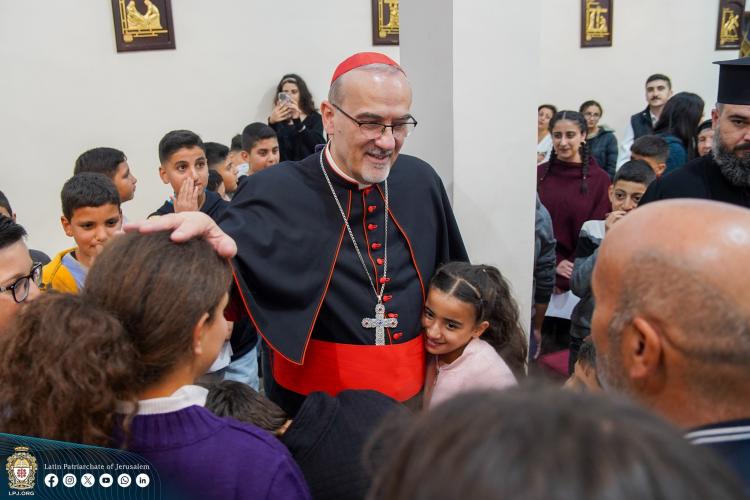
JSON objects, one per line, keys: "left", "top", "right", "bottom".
{"left": 325, "top": 143, "right": 371, "bottom": 190}
{"left": 117, "top": 384, "right": 208, "bottom": 415}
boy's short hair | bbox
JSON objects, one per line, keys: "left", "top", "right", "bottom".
{"left": 241, "top": 123, "right": 277, "bottom": 153}
{"left": 0, "top": 216, "right": 26, "bottom": 251}
{"left": 73, "top": 147, "right": 126, "bottom": 178}
{"left": 61, "top": 173, "right": 121, "bottom": 220}
{"left": 646, "top": 73, "right": 671, "bottom": 88}
{"left": 613, "top": 160, "right": 657, "bottom": 187}
{"left": 204, "top": 380, "right": 288, "bottom": 433}
{"left": 206, "top": 169, "right": 224, "bottom": 192}
{"left": 229, "top": 134, "right": 243, "bottom": 153}
{"left": 0, "top": 191, "right": 13, "bottom": 216}
{"left": 158, "top": 130, "right": 205, "bottom": 163}
{"left": 631, "top": 135, "right": 669, "bottom": 163}
{"left": 577, "top": 337, "right": 597, "bottom": 369}
{"left": 204, "top": 142, "right": 229, "bottom": 169}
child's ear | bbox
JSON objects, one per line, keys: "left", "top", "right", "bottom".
{"left": 607, "top": 184, "right": 615, "bottom": 203}
{"left": 191, "top": 312, "right": 210, "bottom": 357}
{"left": 158, "top": 165, "right": 170, "bottom": 185}
{"left": 61, "top": 215, "right": 73, "bottom": 237}
{"left": 656, "top": 163, "right": 666, "bottom": 177}
{"left": 240, "top": 150, "right": 249, "bottom": 162}
{"left": 474, "top": 320, "right": 490, "bottom": 338}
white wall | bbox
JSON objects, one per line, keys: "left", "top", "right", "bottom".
{"left": 0, "top": 1, "right": 398, "bottom": 254}
{"left": 0, "top": 0, "right": 734, "bottom": 261}
{"left": 539, "top": 0, "right": 729, "bottom": 141}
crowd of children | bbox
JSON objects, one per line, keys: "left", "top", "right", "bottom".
{"left": 0, "top": 64, "right": 747, "bottom": 499}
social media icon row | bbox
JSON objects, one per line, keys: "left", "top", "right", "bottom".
{"left": 44, "top": 472, "right": 150, "bottom": 488}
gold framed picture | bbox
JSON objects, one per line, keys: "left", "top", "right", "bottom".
{"left": 372, "top": 0, "right": 399, "bottom": 46}
{"left": 111, "top": 0, "right": 176, "bottom": 52}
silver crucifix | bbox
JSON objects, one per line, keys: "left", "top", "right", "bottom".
{"left": 362, "top": 303, "right": 398, "bottom": 346}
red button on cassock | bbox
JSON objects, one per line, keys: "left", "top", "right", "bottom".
{"left": 376, "top": 258, "right": 384, "bottom": 265}
{"left": 368, "top": 224, "right": 378, "bottom": 231}
{"left": 371, "top": 243, "right": 382, "bottom": 250}
{"left": 393, "top": 332, "right": 403, "bottom": 340}
{"left": 379, "top": 277, "right": 391, "bottom": 284}
{"left": 383, "top": 295, "right": 393, "bottom": 302}
{"left": 368, "top": 205, "right": 377, "bottom": 213}
{"left": 387, "top": 313, "right": 399, "bottom": 318}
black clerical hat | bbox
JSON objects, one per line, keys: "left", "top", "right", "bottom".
{"left": 714, "top": 56, "right": 750, "bottom": 105}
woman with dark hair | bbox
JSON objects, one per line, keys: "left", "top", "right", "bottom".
{"left": 0, "top": 233, "right": 310, "bottom": 500}
{"left": 269, "top": 73, "right": 326, "bottom": 161}
{"left": 367, "top": 387, "right": 746, "bottom": 500}
{"left": 580, "top": 100, "right": 618, "bottom": 178}
{"left": 537, "top": 111, "right": 610, "bottom": 293}
{"left": 537, "top": 104, "right": 557, "bottom": 164}
{"left": 653, "top": 91, "right": 705, "bottom": 173}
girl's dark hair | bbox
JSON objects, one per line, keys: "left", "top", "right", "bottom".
{"left": 0, "top": 293, "right": 137, "bottom": 446}
{"left": 84, "top": 232, "right": 232, "bottom": 391}
{"left": 428, "top": 262, "right": 527, "bottom": 377}
{"left": 579, "top": 99, "right": 602, "bottom": 115}
{"left": 653, "top": 92, "right": 705, "bottom": 158}
{"left": 540, "top": 110, "right": 591, "bottom": 195}
{"left": 367, "top": 387, "right": 746, "bottom": 500}
{"left": 276, "top": 73, "right": 316, "bottom": 116}
{"left": 538, "top": 104, "right": 557, "bottom": 115}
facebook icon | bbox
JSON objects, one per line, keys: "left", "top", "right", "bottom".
{"left": 44, "top": 473, "right": 59, "bottom": 487}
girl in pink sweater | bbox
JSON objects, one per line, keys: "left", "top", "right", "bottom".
{"left": 422, "top": 263, "right": 527, "bottom": 409}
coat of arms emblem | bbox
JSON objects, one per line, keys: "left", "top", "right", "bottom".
{"left": 6, "top": 446, "right": 37, "bottom": 490}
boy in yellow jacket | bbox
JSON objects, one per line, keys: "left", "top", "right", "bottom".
{"left": 43, "top": 173, "right": 121, "bottom": 293}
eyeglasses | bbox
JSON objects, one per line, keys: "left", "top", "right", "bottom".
{"left": 331, "top": 103, "right": 418, "bottom": 139}
{"left": 0, "top": 262, "right": 42, "bottom": 304}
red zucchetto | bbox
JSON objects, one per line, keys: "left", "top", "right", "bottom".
{"left": 330, "top": 52, "right": 401, "bottom": 85}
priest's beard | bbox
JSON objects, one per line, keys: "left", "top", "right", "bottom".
{"left": 361, "top": 147, "right": 394, "bottom": 184}
{"left": 713, "top": 125, "right": 750, "bottom": 188}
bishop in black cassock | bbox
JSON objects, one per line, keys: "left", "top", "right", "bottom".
{"left": 641, "top": 57, "right": 750, "bottom": 209}
{"left": 219, "top": 53, "right": 467, "bottom": 414}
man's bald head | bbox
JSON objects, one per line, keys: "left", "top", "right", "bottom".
{"left": 591, "top": 199, "right": 750, "bottom": 427}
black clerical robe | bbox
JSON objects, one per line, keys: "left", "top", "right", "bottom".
{"left": 219, "top": 149, "right": 467, "bottom": 405}
{"left": 640, "top": 154, "right": 750, "bottom": 208}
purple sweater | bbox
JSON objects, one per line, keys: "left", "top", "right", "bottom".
{"left": 537, "top": 158, "right": 610, "bottom": 290}
{"left": 124, "top": 405, "right": 311, "bottom": 500}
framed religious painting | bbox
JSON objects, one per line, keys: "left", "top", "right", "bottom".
{"left": 741, "top": 11, "right": 750, "bottom": 56}
{"left": 580, "top": 0, "right": 613, "bottom": 48}
{"left": 715, "top": 0, "right": 746, "bottom": 50}
{"left": 372, "top": 0, "right": 399, "bottom": 46}
{"left": 111, "top": 0, "right": 176, "bottom": 52}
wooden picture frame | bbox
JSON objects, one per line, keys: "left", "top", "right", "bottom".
{"left": 372, "top": 0, "right": 399, "bottom": 46}
{"left": 581, "top": 0, "right": 613, "bottom": 48}
{"left": 111, "top": 0, "right": 176, "bottom": 52}
{"left": 715, "top": 0, "right": 746, "bottom": 50}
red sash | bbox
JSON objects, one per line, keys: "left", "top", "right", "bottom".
{"left": 273, "top": 335, "right": 425, "bottom": 401}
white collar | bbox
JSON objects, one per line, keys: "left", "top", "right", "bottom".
{"left": 117, "top": 385, "right": 208, "bottom": 415}
{"left": 325, "top": 143, "right": 371, "bottom": 190}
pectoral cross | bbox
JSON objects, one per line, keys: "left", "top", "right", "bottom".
{"left": 362, "top": 303, "right": 398, "bottom": 346}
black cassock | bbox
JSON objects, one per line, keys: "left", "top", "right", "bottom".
{"left": 640, "top": 154, "right": 750, "bottom": 208}
{"left": 219, "top": 148, "right": 467, "bottom": 412}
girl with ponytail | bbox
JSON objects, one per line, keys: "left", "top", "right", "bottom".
{"left": 422, "top": 262, "right": 527, "bottom": 409}
{"left": 537, "top": 110, "right": 610, "bottom": 293}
